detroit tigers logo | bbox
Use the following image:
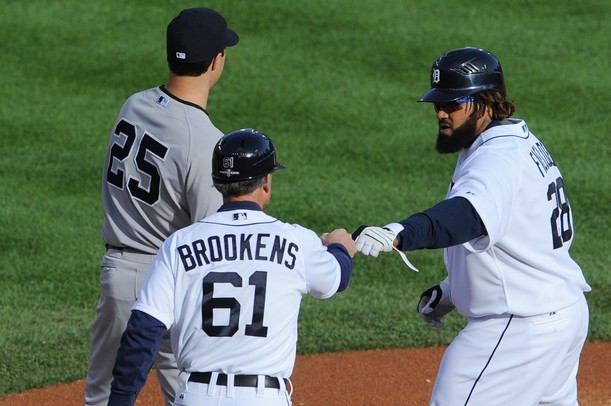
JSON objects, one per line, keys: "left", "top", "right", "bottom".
{"left": 432, "top": 68, "right": 441, "bottom": 84}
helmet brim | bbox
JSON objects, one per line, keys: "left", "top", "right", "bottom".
{"left": 271, "top": 163, "right": 286, "bottom": 173}
{"left": 418, "top": 88, "right": 472, "bottom": 103}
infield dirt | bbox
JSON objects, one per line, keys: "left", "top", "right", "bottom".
{"left": 1, "top": 342, "right": 609, "bottom": 405}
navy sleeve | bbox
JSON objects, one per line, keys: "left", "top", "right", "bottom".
{"left": 326, "top": 243, "right": 353, "bottom": 292}
{"left": 108, "top": 310, "right": 167, "bottom": 406}
{"left": 396, "top": 197, "right": 487, "bottom": 251}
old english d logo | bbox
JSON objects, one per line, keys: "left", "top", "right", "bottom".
{"left": 432, "top": 68, "right": 441, "bottom": 84}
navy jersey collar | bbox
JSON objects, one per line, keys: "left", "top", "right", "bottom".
{"left": 218, "top": 201, "right": 263, "bottom": 212}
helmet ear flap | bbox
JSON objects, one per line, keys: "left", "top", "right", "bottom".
{"left": 419, "top": 47, "right": 506, "bottom": 103}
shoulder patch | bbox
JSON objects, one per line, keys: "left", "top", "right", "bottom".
{"left": 156, "top": 95, "right": 169, "bottom": 108}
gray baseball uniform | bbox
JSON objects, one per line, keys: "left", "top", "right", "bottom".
{"left": 102, "top": 87, "right": 223, "bottom": 252}
{"left": 85, "top": 86, "right": 223, "bottom": 406}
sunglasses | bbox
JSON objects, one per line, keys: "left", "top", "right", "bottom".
{"left": 434, "top": 96, "right": 474, "bottom": 113}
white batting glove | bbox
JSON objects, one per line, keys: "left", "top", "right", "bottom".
{"left": 354, "top": 226, "right": 396, "bottom": 257}
{"left": 417, "top": 278, "right": 455, "bottom": 328}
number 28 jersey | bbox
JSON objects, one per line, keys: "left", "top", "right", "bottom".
{"left": 445, "top": 119, "right": 590, "bottom": 318}
{"left": 133, "top": 204, "right": 342, "bottom": 378}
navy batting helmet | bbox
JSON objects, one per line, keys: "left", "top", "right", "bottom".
{"left": 212, "top": 128, "right": 285, "bottom": 183}
{"left": 418, "top": 47, "right": 507, "bottom": 103}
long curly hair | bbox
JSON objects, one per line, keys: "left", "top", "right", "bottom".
{"left": 472, "top": 91, "right": 516, "bottom": 120}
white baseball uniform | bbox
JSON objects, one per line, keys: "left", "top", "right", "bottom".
{"left": 430, "top": 119, "right": 590, "bottom": 405}
{"left": 86, "top": 86, "right": 224, "bottom": 406}
{"left": 109, "top": 201, "right": 352, "bottom": 406}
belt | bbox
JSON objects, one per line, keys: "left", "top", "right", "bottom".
{"left": 105, "top": 244, "right": 153, "bottom": 255}
{"left": 188, "top": 372, "right": 285, "bottom": 389}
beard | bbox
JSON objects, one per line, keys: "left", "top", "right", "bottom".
{"left": 435, "top": 113, "right": 479, "bottom": 154}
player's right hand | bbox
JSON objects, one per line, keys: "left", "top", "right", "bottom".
{"left": 322, "top": 229, "right": 357, "bottom": 257}
{"left": 354, "top": 226, "right": 396, "bottom": 257}
{"left": 417, "top": 279, "right": 455, "bottom": 328}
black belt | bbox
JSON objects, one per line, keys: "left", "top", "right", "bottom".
{"left": 188, "top": 372, "right": 285, "bottom": 389}
{"left": 105, "top": 244, "right": 152, "bottom": 255}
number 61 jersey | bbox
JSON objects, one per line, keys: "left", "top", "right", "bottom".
{"left": 445, "top": 119, "right": 590, "bottom": 318}
{"left": 132, "top": 204, "right": 343, "bottom": 378}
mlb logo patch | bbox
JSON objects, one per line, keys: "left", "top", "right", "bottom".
{"left": 156, "top": 96, "right": 169, "bottom": 107}
{"left": 233, "top": 213, "right": 247, "bottom": 221}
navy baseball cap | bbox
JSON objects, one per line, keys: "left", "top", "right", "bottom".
{"left": 167, "top": 8, "right": 239, "bottom": 64}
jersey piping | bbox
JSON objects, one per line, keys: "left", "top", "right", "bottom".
{"left": 464, "top": 315, "right": 514, "bottom": 405}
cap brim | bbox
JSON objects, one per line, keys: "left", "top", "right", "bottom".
{"left": 226, "top": 29, "right": 239, "bottom": 47}
{"left": 418, "top": 88, "right": 471, "bottom": 103}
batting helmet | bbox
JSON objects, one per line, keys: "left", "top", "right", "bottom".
{"left": 212, "top": 128, "right": 285, "bottom": 183}
{"left": 418, "top": 47, "right": 507, "bottom": 103}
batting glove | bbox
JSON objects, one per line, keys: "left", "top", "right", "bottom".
{"left": 417, "top": 278, "right": 455, "bottom": 328}
{"left": 354, "top": 226, "right": 396, "bottom": 257}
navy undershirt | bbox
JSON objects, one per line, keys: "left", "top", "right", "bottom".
{"left": 108, "top": 311, "right": 165, "bottom": 405}
{"left": 394, "top": 122, "right": 504, "bottom": 250}
{"left": 396, "top": 196, "right": 487, "bottom": 251}
{"left": 328, "top": 243, "right": 352, "bottom": 292}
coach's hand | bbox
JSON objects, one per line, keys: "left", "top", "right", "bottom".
{"left": 322, "top": 228, "right": 357, "bottom": 257}
{"left": 354, "top": 226, "right": 396, "bottom": 257}
{"left": 417, "top": 278, "right": 455, "bottom": 328}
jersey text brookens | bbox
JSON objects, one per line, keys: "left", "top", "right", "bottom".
{"left": 178, "top": 233, "right": 299, "bottom": 271}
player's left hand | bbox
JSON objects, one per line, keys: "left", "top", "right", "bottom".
{"left": 417, "top": 279, "right": 455, "bottom": 328}
{"left": 354, "top": 226, "right": 396, "bottom": 257}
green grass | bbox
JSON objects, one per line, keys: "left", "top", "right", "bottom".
{"left": 1, "top": 0, "right": 609, "bottom": 397}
